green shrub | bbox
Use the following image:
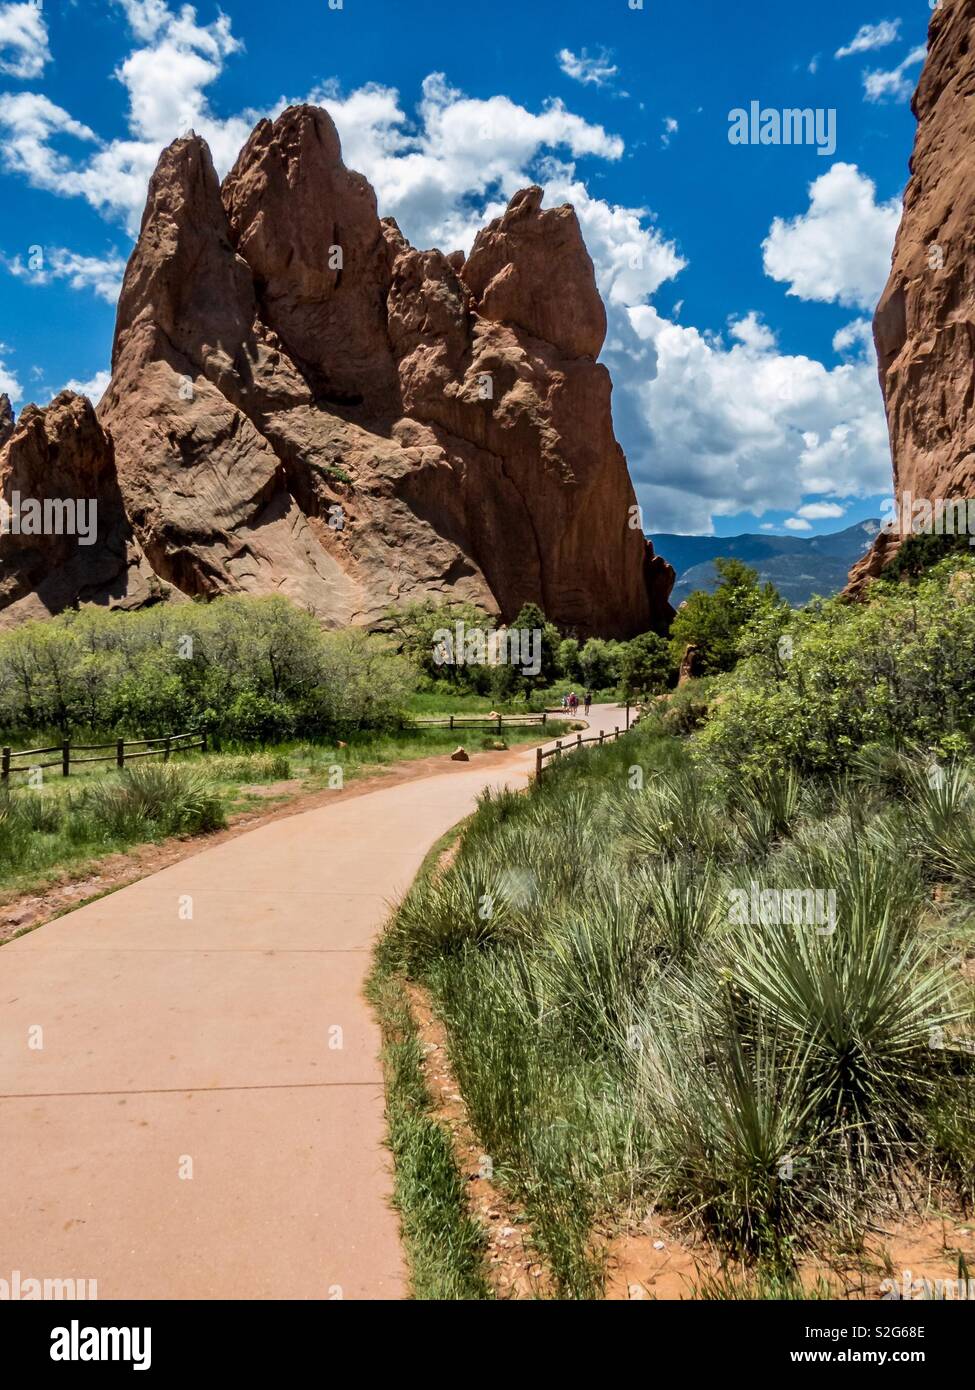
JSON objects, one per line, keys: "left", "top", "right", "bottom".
{"left": 699, "top": 555, "right": 975, "bottom": 775}
{"left": 0, "top": 596, "right": 411, "bottom": 743}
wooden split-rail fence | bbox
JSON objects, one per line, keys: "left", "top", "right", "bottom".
{"left": 534, "top": 723, "right": 630, "bottom": 781}
{"left": 1, "top": 729, "right": 207, "bottom": 781}
{"left": 411, "top": 713, "right": 551, "bottom": 732}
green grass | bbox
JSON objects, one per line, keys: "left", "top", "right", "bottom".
{"left": 376, "top": 719, "right": 975, "bottom": 1297}
{"left": 0, "top": 723, "right": 567, "bottom": 905}
{"left": 405, "top": 691, "right": 524, "bottom": 715}
{"left": 0, "top": 760, "right": 228, "bottom": 897}
{"left": 367, "top": 819, "right": 497, "bottom": 1300}
{"left": 364, "top": 969, "right": 494, "bottom": 1300}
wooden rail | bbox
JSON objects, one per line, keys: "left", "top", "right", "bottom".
{"left": 1, "top": 729, "right": 207, "bottom": 780}
{"left": 412, "top": 713, "right": 550, "bottom": 732}
{"left": 534, "top": 719, "right": 631, "bottom": 781}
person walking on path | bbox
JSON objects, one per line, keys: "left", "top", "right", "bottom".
{"left": 584, "top": 690, "right": 592, "bottom": 716}
{"left": 568, "top": 692, "right": 579, "bottom": 716}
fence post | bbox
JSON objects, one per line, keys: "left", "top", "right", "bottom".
{"left": 599, "top": 731, "right": 605, "bottom": 747}
{"left": 164, "top": 736, "right": 172, "bottom": 763}
{"left": 449, "top": 714, "right": 454, "bottom": 732}
{"left": 555, "top": 739, "right": 562, "bottom": 759}
{"left": 615, "top": 726, "right": 620, "bottom": 741}
{"left": 497, "top": 714, "right": 502, "bottom": 735}
{"left": 542, "top": 711, "right": 547, "bottom": 728}
{"left": 577, "top": 733, "right": 583, "bottom": 751}
{"left": 1, "top": 747, "right": 9, "bottom": 781}
{"left": 626, "top": 702, "right": 631, "bottom": 730}
{"left": 535, "top": 746, "right": 543, "bottom": 781}
{"left": 62, "top": 741, "right": 70, "bottom": 777}
{"left": 201, "top": 731, "right": 208, "bottom": 754}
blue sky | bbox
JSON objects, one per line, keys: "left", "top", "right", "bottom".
{"left": 0, "top": 0, "right": 934, "bottom": 535}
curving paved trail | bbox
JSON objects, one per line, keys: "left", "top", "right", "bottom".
{"left": 0, "top": 704, "right": 627, "bottom": 1300}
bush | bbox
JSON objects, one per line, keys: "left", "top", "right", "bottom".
{"left": 669, "top": 557, "right": 782, "bottom": 675}
{"left": 699, "top": 555, "right": 975, "bottom": 775}
{"left": 0, "top": 596, "right": 412, "bottom": 743}
{"left": 617, "top": 630, "right": 672, "bottom": 700}
{"left": 220, "top": 692, "right": 296, "bottom": 745}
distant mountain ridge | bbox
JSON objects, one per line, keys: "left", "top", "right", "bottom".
{"left": 649, "top": 520, "right": 881, "bottom": 607}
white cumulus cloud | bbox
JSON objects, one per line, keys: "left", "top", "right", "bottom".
{"left": 4, "top": 246, "right": 128, "bottom": 302}
{"left": 622, "top": 304, "right": 891, "bottom": 531}
{"left": 0, "top": 347, "right": 22, "bottom": 402}
{"left": 0, "top": 1, "right": 255, "bottom": 233}
{"left": 762, "top": 163, "right": 900, "bottom": 311}
{"left": 0, "top": 1, "right": 50, "bottom": 79}
{"left": 797, "top": 501, "right": 847, "bottom": 519}
{"left": 61, "top": 368, "right": 111, "bottom": 403}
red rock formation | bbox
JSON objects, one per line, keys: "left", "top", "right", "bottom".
{"left": 847, "top": 0, "right": 975, "bottom": 594}
{"left": 3, "top": 105, "right": 673, "bottom": 636}
{"left": 0, "top": 394, "right": 14, "bottom": 451}
{"left": 0, "top": 392, "right": 159, "bottom": 625}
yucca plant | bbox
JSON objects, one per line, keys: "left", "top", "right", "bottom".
{"left": 899, "top": 758, "right": 975, "bottom": 884}
{"left": 632, "top": 998, "right": 824, "bottom": 1259}
{"left": 616, "top": 765, "right": 730, "bottom": 863}
{"left": 850, "top": 743, "right": 915, "bottom": 800}
{"left": 726, "top": 853, "right": 958, "bottom": 1155}
{"left": 8, "top": 791, "right": 64, "bottom": 835}
{"left": 730, "top": 766, "right": 802, "bottom": 838}
{"left": 636, "top": 859, "right": 724, "bottom": 962}
{"left": 539, "top": 875, "right": 659, "bottom": 1052}
{"left": 387, "top": 860, "right": 522, "bottom": 974}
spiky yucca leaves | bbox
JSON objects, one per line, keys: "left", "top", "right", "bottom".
{"left": 616, "top": 765, "right": 732, "bottom": 863}
{"left": 461, "top": 788, "right": 607, "bottom": 904}
{"left": 630, "top": 992, "right": 824, "bottom": 1259}
{"left": 386, "top": 860, "right": 524, "bottom": 974}
{"left": 729, "top": 766, "right": 802, "bottom": 850}
{"left": 537, "top": 875, "right": 659, "bottom": 1052}
{"left": 901, "top": 760, "right": 975, "bottom": 886}
{"left": 636, "top": 859, "right": 725, "bottom": 963}
{"left": 903, "top": 758, "right": 973, "bottom": 828}
{"left": 851, "top": 743, "right": 916, "bottom": 800}
{"left": 727, "top": 831, "right": 958, "bottom": 1157}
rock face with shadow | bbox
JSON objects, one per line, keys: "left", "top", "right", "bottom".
{"left": 847, "top": 0, "right": 975, "bottom": 595}
{"left": 0, "top": 392, "right": 162, "bottom": 626}
{"left": 1, "top": 105, "right": 673, "bottom": 636}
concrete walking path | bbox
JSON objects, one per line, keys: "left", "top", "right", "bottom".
{"left": 0, "top": 705, "right": 627, "bottom": 1300}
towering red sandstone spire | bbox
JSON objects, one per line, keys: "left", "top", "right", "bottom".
{"left": 1, "top": 104, "right": 673, "bottom": 635}
{"left": 847, "top": 0, "right": 975, "bottom": 592}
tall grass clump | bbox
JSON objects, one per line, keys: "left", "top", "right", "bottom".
{"left": 73, "top": 763, "right": 225, "bottom": 838}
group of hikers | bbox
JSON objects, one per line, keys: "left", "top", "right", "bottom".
{"left": 561, "top": 690, "right": 593, "bottom": 717}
